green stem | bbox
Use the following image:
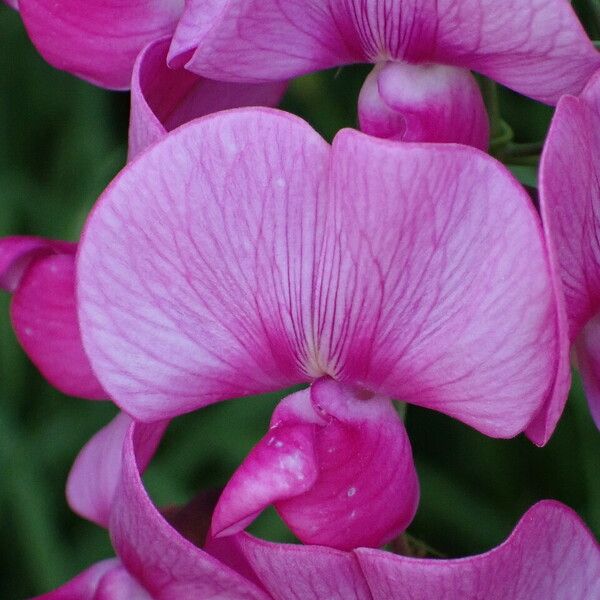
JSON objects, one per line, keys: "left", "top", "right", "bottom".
{"left": 481, "top": 78, "right": 503, "bottom": 139}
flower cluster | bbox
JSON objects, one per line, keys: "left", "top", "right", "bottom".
{"left": 2, "top": 0, "right": 600, "bottom": 598}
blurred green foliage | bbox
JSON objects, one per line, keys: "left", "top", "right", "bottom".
{"left": 1, "top": 5, "right": 599, "bottom": 599}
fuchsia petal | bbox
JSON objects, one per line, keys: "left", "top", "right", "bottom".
{"left": 33, "top": 559, "right": 120, "bottom": 600}
{"left": 0, "top": 235, "right": 74, "bottom": 292}
{"left": 4, "top": 0, "right": 18, "bottom": 9}
{"left": 19, "top": 0, "right": 183, "bottom": 89}
{"left": 129, "top": 37, "right": 287, "bottom": 160}
{"left": 213, "top": 379, "right": 418, "bottom": 550}
{"left": 358, "top": 62, "right": 489, "bottom": 149}
{"left": 67, "top": 413, "right": 167, "bottom": 527}
{"left": 575, "top": 316, "right": 600, "bottom": 428}
{"left": 209, "top": 534, "right": 372, "bottom": 600}
{"left": 110, "top": 423, "right": 270, "bottom": 599}
{"left": 79, "top": 109, "right": 329, "bottom": 421}
{"left": 356, "top": 501, "right": 600, "bottom": 599}
{"left": 180, "top": 0, "right": 598, "bottom": 102}
{"left": 11, "top": 253, "right": 106, "bottom": 399}
{"left": 325, "top": 130, "right": 560, "bottom": 437}
{"left": 540, "top": 71, "right": 600, "bottom": 340}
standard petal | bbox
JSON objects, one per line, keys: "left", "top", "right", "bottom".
{"left": 67, "top": 413, "right": 167, "bottom": 527}
{"left": 322, "top": 130, "right": 560, "bottom": 437}
{"left": 575, "top": 315, "right": 600, "bottom": 428}
{"left": 78, "top": 109, "right": 329, "bottom": 421}
{"left": 179, "top": 0, "right": 599, "bottom": 102}
{"left": 358, "top": 62, "right": 489, "bottom": 149}
{"left": 32, "top": 559, "right": 120, "bottom": 600}
{"left": 539, "top": 71, "right": 600, "bottom": 341}
{"left": 208, "top": 533, "right": 372, "bottom": 600}
{"left": 129, "top": 37, "right": 287, "bottom": 160}
{"left": 212, "top": 379, "right": 418, "bottom": 550}
{"left": 356, "top": 500, "right": 600, "bottom": 599}
{"left": 11, "top": 252, "right": 106, "bottom": 399}
{"left": 0, "top": 235, "right": 74, "bottom": 292}
{"left": 19, "top": 0, "right": 184, "bottom": 89}
{"left": 109, "top": 423, "right": 270, "bottom": 599}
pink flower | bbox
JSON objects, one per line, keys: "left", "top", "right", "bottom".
{"left": 37, "top": 416, "right": 600, "bottom": 599}
{"left": 540, "top": 68, "right": 600, "bottom": 429}
{"left": 75, "top": 108, "right": 568, "bottom": 544}
{"left": 167, "top": 0, "right": 600, "bottom": 147}
{"left": 0, "top": 236, "right": 105, "bottom": 399}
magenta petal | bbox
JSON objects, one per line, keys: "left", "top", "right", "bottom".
{"left": 356, "top": 501, "right": 600, "bottom": 599}
{"left": 575, "top": 315, "right": 600, "bottom": 428}
{"left": 209, "top": 533, "right": 372, "bottom": 600}
{"left": 0, "top": 235, "right": 74, "bottom": 292}
{"left": 32, "top": 559, "right": 120, "bottom": 600}
{"left": 78, "top": 109, "right": 329, "bottom": 421}
{"left": 19, "top": 0, "right": 183, "bottom": 89}
{"left": 67, "top": 413, "right": 167, "bottom": 527}
{"left": 213, "top": 379, "right": 419, "bottom": 550}
{"left": 327, "top": 130, "right": 560, "bottom": 437}
{"left": 4, "top": 0, "right": 18, "bottom": 9}
{"left": 93, "top": 565, "right": 151, "bottom": 600}
{"left": 358, "top": 62, "right": 489, "bottom": 149}
{"left": 109, "top": 423, "right": 270, "bottom": 599}
{"left": 11, "top": 252, "right": 106, "bottom": 399}
{"left": 129, "top": 37, "right": 287, "bottom": 160}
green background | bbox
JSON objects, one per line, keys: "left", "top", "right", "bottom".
{"left": 1, "top": 3, "right": 599, "bottom": 597}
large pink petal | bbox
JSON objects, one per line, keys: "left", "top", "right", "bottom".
{"left": 0, "top": 235, "right": 74, "bottom": 292}
{"left": 213, "top": 379, "right": 418, "bottom": 550}
{"left": 67, "top": 413, "right": 168, "bottom": 527}
{"left": 129, "top": 36, "right": 287, "bottom": 160}
{"left": 358, "top": 62, "right": 488, "bottom": 149}
{"left": 356, "top": 500, "right": 600, "bottom": 599}
{"left": 180, "top": 0, "right": 599, "bottom": 102}
{"left": 11, "top": 252, "right": 106, "bottom": 399}
{"left": 207, "top": 533, "right": 372, "bottom": 600}
{"left": 78, "top": 109, "right": 329, "bottom": 421}
{"left": 323, "top": 130, "right": 560, "bottom": 437}
{"left": 19, "top": 0, "right": 183, "bottom": 89}
{"left": 109, "top": 423, "right": 270, "bottom": 599}
{"left": 575, "top": 315, "right": 600, "bottom": 428}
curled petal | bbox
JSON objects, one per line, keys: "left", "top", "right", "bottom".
{"left": 11, "top": 252, "right": 106, "bottom": 399}
{"left": 212, "top": 379, "right": 419, "bottom": 550}
{"left": 0, "top": 235, "right": 74, "bottom": 292}
{"left": 19, "top": 0, "right": 184, "bottom": 89}
{"left": 32, "top": 559, "right": 121, "bottom": 600}
{"left": 109, "top": 422, "right": 270, "bottom": 599}
{"left": 180, "top": 0, "right": 599, "bottom": 102}
{"left": 356, "top": 500, "right": 600, "bottom": 599}
{"left": 129, "top": 37, "right": 287, "bottom": 160}
{"left": 208, "top": 533, "right": 372, "bottom": 600}
{"left": 67, "top": 413, "right": 167, "bottom": 527}
{"left": 358, "top": 62, "right": 489, "bottom": 149}
{"left": 575, "top": 315, "right": 600, "bottom": 428}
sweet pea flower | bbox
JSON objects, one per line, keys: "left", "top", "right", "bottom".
{"left": 0, "top": 236, "right": 105, "bottom": 399}
{"left": 540, "top": 69, "right": 600, "bottom": 429}
{"left": 168, "top": 0, "right": 600, "bottom": 148}
{"left": 38, "top": 416, "right": 600, "bottom": 599}
{"left": 76, "top": 108, "right": 568, "bottom": 546}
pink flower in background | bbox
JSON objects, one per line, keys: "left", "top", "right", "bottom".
{"left": 38, "top": 415, "right": 600, "bottom": 600}
{"left": 0, "top": 236, "right": 105, "bottom": 399}
{"left": 76, "top": 108, "right": 568, "bottom": 545}
{"left": 540, "top": 69, "right": 600, "bottom": 429}
{"left": 168, "top": 0, "right": 600, "bottom": 148}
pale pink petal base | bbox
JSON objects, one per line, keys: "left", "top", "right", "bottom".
{"left": 212, "top": 379, "right": 418, "bottom": 550}
{"left": 358, "top": 62, "right": 489, "bottom": 149}
{"left": 129, "top": 37, "right": 287, "bottom": 160}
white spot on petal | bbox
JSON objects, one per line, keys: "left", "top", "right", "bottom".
{"left": 275, "top": 177, "right": 285, "bottom": 188}
{"left": 347, "top": 487, "right": 357, "bottom": 497}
